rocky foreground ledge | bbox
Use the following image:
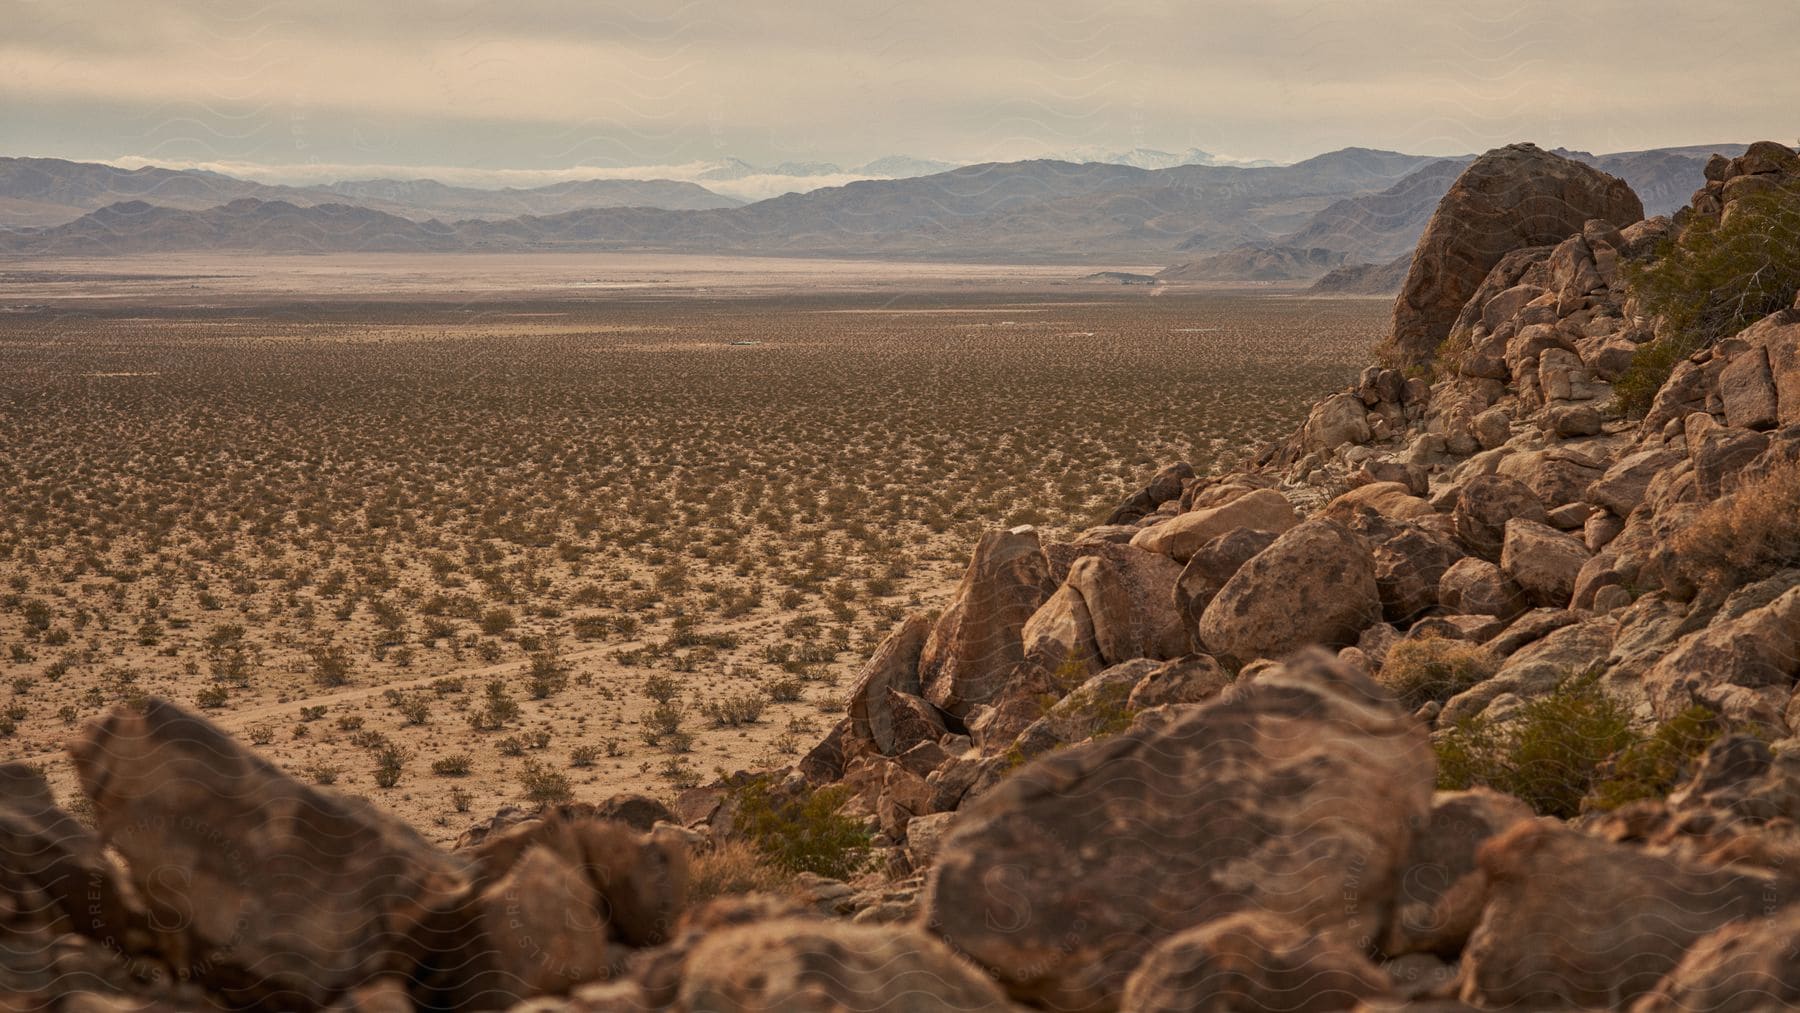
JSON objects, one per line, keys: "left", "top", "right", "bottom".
{"left": 7, "top": 142, "right": 1800, "bottom": 1013}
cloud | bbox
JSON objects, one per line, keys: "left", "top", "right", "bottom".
{"left": 7, "top": 0, "right": 1798, "bottom": 172}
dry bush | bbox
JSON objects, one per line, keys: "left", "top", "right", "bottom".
{"left": 1673, "top": 459, "right": 1800, "bottom": 585}
{"left": 1379, "top": 637, "right": 1499, "bottom": 710}
{"left": 686, "top": 839, "right": 797, "bottom": 901}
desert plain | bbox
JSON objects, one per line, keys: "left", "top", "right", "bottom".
{"left": 0, "top": 253, "right": 1383, "bottom": 842}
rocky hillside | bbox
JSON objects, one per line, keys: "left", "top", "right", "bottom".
{"left": 7, "top": 142, "right": 1800, "bottom": 1013}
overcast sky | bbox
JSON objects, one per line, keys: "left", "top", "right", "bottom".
{"left": 6, "top": 0, "right": 1797, "bottom": 186}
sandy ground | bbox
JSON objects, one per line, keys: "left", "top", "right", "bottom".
{"left": 0, "top": 253, "right": 1382, "bottom": 844}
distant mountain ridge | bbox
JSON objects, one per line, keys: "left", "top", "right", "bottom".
{"left": 0, "top": 143, "right": 1753, "bottom": 264}
{"left": 0, "top": 157, "right": 743, "bottom": 228}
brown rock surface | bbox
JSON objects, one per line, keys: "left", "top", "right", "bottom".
{"left": 923, "top": 651, "right": 1432, "bottom": 1012}
{"left": 1388, "top": 143, "right": 1643, "bottom": 365}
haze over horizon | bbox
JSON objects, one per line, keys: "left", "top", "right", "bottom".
{"left": 8, "top": 0, "right": 1796, "bottom": 199}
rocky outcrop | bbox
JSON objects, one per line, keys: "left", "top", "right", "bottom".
{"left": 1129, "top": 486, "right": 1299, "bottom": 562}
{"left": 1387, "top": 143, "right": 1643, "bottom": 365}
{"left": 922, "top": 651, "right": 1432, "bottom": 1011}
{"left": 1197, "top": 518, "right": 1382, "bottom": 665}
{"left": 1634, "top": 905, "right": 1800, "bottom": 1013}
{"left": 1120, "top": 912, "right": 1394, "bottom": 1013}
{"left": 918, "top": 526, "right": 1057, "bottom": 717}
{"left": 1461, "top": 821, "right": 1800, "bottom": 1008}
{"left": 70, "top": 698, "right": 473, "bottom": 1011}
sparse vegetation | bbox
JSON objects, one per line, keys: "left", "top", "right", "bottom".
{"left": 1616, "top": 186, "right": 1800, "bottom": 416}
{"left": 1672, "top": 459, "right": 1800, "bottom": 586}
{"left": 730, "top": 776, "right": 872, "bottom": 880}
{"left": 1379, "top": 637, "right": 1500, "bottom": 710}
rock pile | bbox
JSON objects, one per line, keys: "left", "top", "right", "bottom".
{"left": 7, "top": 140, "right": 1800, "bottom": 1013}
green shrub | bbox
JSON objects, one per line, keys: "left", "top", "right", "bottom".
{"left": 731, "top": 777, "right": 871, "bottom": 881}
{"left": 518, "top": 759, "right": 573, "bottom": 805}
{"left": 1588, "top": 706, "right": 1723, "bottom": 811}
{"left": 432, "top": 753, "right": 473, "bottom": 777}
{"left": 1379, "top": 638, "right": 1499, "bottom": 710}
{"left": 1618, "top": 185, "right": 1800, "bottom": 417}
{"left": 1434, "top": 670, "right": 1635, "bottom": 818}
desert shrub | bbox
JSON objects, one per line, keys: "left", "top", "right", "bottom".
{"left": 479, "top": 607, "right": 516, "bottom": 636}
{"left": 1672, "top": 459, "right": 1800, "bottom": 586}
{"left": 702, "top": 691, "right": 767, "bottom": 727}
{"left": 518, "top": 759, "right": 573, "bottom": 805}
{"left": 308, "top": 643, "right": 354, "bottom": 688}
{"left": 195, "top": 684, "right": 229, "bottom": 709}
{"left": 1617, "top": 186, "right": 1800, "bottom": 416}
{"left": 1434, "top": 671, "right": 1636, "bottom": 818}
{"left": 247, "top": 723, "right": 275, "bottom": 746}
{"left": 687, "top": 839, "right": 796, "bottom": 901}
{"left": 432, "top": 754, "right": 473, "bottom": 777}
{"left": 643, "top": 673, "right": 681, "bottom": 704}
{"left": 570, "top": 744, "right": 600, "bottom": 768}
{"left": 450, "top": 787, "right": 473, "bottom": 812}
{"left": 373, "top": 744, "right": 409, "bottom": 789}
{"left": 765, "top": 675, "right": 804, "bottom": 702}
{"left": 1379, "top": 638, "right": 1500, "bottom": 710}
{"left": 1587, "top": 706, "right": 1725, "bottom": 810}
{"left": 307, "top": 763, "right": 340, "bottom": 785}
{"left": 526, "top": 652, "right": 567, "bottom": 699}
{"left": 730, "top": 777, "right": 871, "bottom": 880}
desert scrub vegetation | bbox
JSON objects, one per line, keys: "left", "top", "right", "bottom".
{"left": 730, "top": 776, "right": 872, "bottom": 880}
{"left": 0, "top": 288, "right": 1381, "bottom": 833}
{"left": 1378, "top": 637, "right": 1499, "bottom": 710}
{"left": 1616, "top": 186, "right": 1800, "bottom": 417}
{"left": 1435, "top": 670, "right": 1724, "bottom": 818}
{"left": 686, "top": 839, "right": 797, "bottom": 902}
{"left": 1672, "top": 459, "right": 1800, "bottom": 586}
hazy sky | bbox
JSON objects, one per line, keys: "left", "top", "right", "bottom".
{"left": 7, "top": 0, "right": 1797, "bottom": 185}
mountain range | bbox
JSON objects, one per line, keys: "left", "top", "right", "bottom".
{"left": 0, "top": 143, "right": 1748, "bottom": 268}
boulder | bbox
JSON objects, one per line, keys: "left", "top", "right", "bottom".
{"left": 1198, "top": 519, "right": 1381, "bottom": 666}
{"left": 1587, "top": 448, "right": 1681, "bottom": 518}
{"left": 1499, "top": 518, "right": 1590, "bottom": 608}
{"left": 0, "top": 763, "right": 142, "bottom": 949}
{"left": 1642, "top": 585, "right": 1800, "bottom": 728}
{"left": 1384, "top": 790, "right": 1535, "bottom": 957}
{"left": 1323, "top": 481, "right": 1435, "bottom": 523}
{"left": 919, "top": 526, "right": 1057, "bottom": 717}
{"left": 1719, "top": 346, "right": 1782, "bottom": 430}
{"left": 1437, "top": 557, "right": 1528, "bottom": 621}
{"left": 1120, "top": 912, "right": 1394, "bottom": 1013}
{"left": 1462, "top": 821, "right": 1800, "bottom": 1009}
{"left": 1171, "top": 527, "right": 1279, "bottom": 637}
{"left": 1371, "top": 524, "right": 1464, "bottom": 625}
{"left": 1453, "top": 475, "right": 1549, "bottom": 560}
{"left": 1129, "top": 487, "right": 1300, "bottom": 563}
{"left": 1126, "top": 654, "right": 1233, "bottom": 711}
{"left": 1496, "top": 448, "right": 1606, "bottom": 510}
{"left": 674, "top": 919, "right": 1011, "bottom": 1012}
{"left": 1069, "top": 544, "right": 1189, "bottom": 664}
{"left": 1633, "top": 905, "right": 1800, "bottom": 1013}
{"left": 68, "top": 698, "right": 470, "bottom": 1011}
{"left": 1103, "top": 462, "right": 1195, "bottom": 526}
{"left": 1739, "top": 310, "right": 1800, "bottom": 425}
{"left": 846, "top": 613, "right": 932, "bottom": 755}
{"left": 1300, "top": 392, "right": 1374, "bottom": 453}
{"left": 1387, "top": 143, "right": 1643, "bottom": 365}
{"left": 923, "top": 651, "right": 1433, "bottom": 1012}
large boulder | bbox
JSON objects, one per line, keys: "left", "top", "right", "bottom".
{"left": 0, "top": 763, "right": 143, "bottom": 949}
{"left": 1120, "top": 912, "right": 1393, "bottom": 1013}
{"left": 1739, "top": 309, "right": 1800, "bottom": 425}
{"left": 1499, "top": 518, "right": 1591, "bottom": 608}
{"left": 1387, "top": 143, "right": 1642, "bottom": 365}
{"left": 1641, "top": 585, "right": 1800, "bottom": 727}
{"left": 672, "top": 918, "right": 1011, "bottom": 1012}
{"left": 68, "top": 698, "right": 471, "bottom": 1011}
{"left": 846, "top": 613, "right": 933, "bottom": 755}
{"left": 919, "top": 526, "right": 1057, "bottom": 717}
{"left": 1385, "top": 790, "right": 1535, "bottom": 958}
{"left": 1129, "top": 487, "right": 1299, "bottom": 562}
{"left": 1633, "top": 906, "right": 1800, "bottom": 1013}
{"left": 1171, "top": 527, "right": 1280, "bottom": 637}
{"left": 1461, "top": 821, "right": 1800, "bottom": 1009}
{"left": 922, "top": 651, "right": 1434, "bottom": 1012}
{"left": 1452, "top": 475, "right": 1549, "bottom": 561}
{"left": 1103, "top": 461, "right": 1194, "bottom": 526}
{"left": 1198, "top": 519, "right": 1381, "bottom": 666}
